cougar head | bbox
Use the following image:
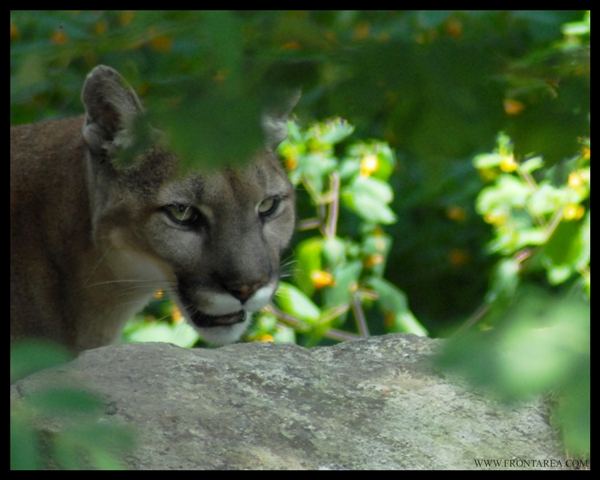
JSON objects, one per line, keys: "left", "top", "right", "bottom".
{"left": 81, "top": 65, "right": 299, "bottom": 345}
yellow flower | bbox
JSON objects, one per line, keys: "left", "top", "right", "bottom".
{"left": 581, "top": 146, "right": 590, "bottom": 160}
{"left": 149, "top": 31, "right": 173, "bottom": 52}
{"left": 353, "top": 22, "right": 370, "bottom": 41}
{"left": 484, "top": 212, "right": 507, "bottom": 226}
{"left": 446, "top": 206, "right": 467, "bottom": 222}
{"left": 563, "top": 204, "right": 585, "bottom": 221}
{"left": 119, "top": 11, "right": 135, "bottom": 26}
{"left": 499, "top": 154, "right": 518, "bottom": 173}
{"left": 256, "top": 334, "right": 274, "bottom": 343}
{"left": 171, "top": 306, "right": 183, "bottom": 324}
{"left": 448, "top": 248, "right": 470, "bottom": 267}
{"left": 503, "top": 99, "right": 525, "bottom": 116}
{"left": 10, "top": 22, "right": 19, "bottom": 41}
{"left": 445, "top": 18, "right": 463, "bottom": 38}
{"left": 281, "top": 40, "right": 301, "bottom": 50}
{"left": 360, "top": 154, "right": 379, "bottom": 177}
{"left": 94, "top": 20, "right": 108, "bottom": 35}
{"left": 568, "top": 171, "right": 584, "bottom": 189}
{"left": 284, "top": 157, "right": 298, "bottom": 171}
{"left": 384, "top": 312, "right": 395, "bottom": 329}
{"left": 310, "top": 270, "right": 335, "bottom": 289}
{"left": 364, "top": 254, "right": 384, "bottom": 268}
{"left": 51, "top": 29, "right": 68, "bottom": 45}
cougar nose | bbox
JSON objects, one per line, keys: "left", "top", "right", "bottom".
{"left": 225, "top": 282, "right": 264, "bottom": 303}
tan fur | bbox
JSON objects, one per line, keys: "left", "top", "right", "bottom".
{"left": 10, "top": 65, "right": 297, "bottom": 352}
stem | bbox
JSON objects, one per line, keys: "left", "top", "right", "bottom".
{"left": 453, "top": 302, "right": 491, "bottom": 336}
{"left": 517, "top": 166, "right": 546, "bottom": 227}
{"left": 351, "top": 294, "right": 370, "bottom": 337}
{"left": 544, "top": 207, "right": 564, "bottom": 241}
{"left": 325, "top": 172, "right": 340, "bottom": 239}
{"left": 297, "top": 218, "right": 322, "bottom": 231}
{"left": 265, "top": 304, "right": 362, "bottom": 342}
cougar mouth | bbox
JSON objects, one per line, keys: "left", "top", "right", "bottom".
{"left": 190, "top": 310, "right": 246, "bottom": 328}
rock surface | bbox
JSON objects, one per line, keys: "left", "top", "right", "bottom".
{"left": 11, "top": 334, "right": 566, "bottom": 470}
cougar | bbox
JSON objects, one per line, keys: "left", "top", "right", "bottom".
{"left": 10, "top": 65, "right": 298, "bottom": 352}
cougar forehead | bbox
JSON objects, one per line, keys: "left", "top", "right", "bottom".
{"left": 157, "top": 153, "right": 292, "bottom": 212}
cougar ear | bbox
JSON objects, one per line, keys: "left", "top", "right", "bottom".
{"left": 81, "top": 65, "right": 144, "bottom": 155}
{"left": 261, "top": 88, "right": 301, "bottom": 149}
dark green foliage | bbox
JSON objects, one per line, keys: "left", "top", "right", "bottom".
{"left": 11, "top": 10, "right": 589, "bottom": 461}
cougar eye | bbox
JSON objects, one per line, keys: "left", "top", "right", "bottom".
{"left": 163, "top": 204, "right": 200, "bottom": 227}
{"left": 258, "top": 196, "right": 282, "bottom": 219}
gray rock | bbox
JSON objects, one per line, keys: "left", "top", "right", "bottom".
{"left": 11, "top": 334, "right": 566, "bottom": 470}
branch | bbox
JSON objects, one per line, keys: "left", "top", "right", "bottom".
{"left": 325, "top": 172, "right": 340, "bottom": 239}
{"left": 351, "top": 293, "right": 370, "bottom": 337}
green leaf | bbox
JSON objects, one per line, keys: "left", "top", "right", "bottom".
{"left": 154, "top": 90, "right": 263, "bottom": 171}
{"left": 293, "top": 237, "right": 323, "bottom": 296}
{"left": 476, "top": 175, "right": 530, "bottom": 214}
{"left": 368, "top": 277, "right": 428, "bottom": 336}
{"left": 485, "top": 258, "right": 520, "bottom": 304}
{"left": 11, "top": 411, "right": 41, "bottom": 470}
{"left": 308, "top": 118, "right": 354, "bottom": 145}
{"left": 11, "top": 340, "right": 73, "bottom": 383}
{"left": 297, "top": 153, "right": 337, "bottom": 196}
{"left": 527, "top": 183, "right": 569, "bottom": 217}
{"left": 347, "top": 175, "right": 394, "bottom": 204}
{"left": 391, "top": 311, "right": 429, "bottom": 336}
{"left": 52, "top": 435, "right": 86, "bottom": 470}
{"left": 554, "top": 369, "right": 590, "bottom": 457}
{"left": 123, "top": 319, "right": 199, "bottom": 348}
{"left": 437, "top": 286, "right": 590, "bottom": 402}
{"left": 25, "top": 388, "right": 104, "bottom": 417}
{"left": 341, "top": 190, "right": 397, "bottom": 225}
{"left": 87, "top": 447, "right": 125, "bottom": 470}
{"left": 322, "top": 236, "right": 346, "bottom": 268}
{"left": 540, "top": 217, "right": 588, "bottom": 285}
{"left": 322, "top": 260, "right": 363, "bottom": 310}
{"left": 473, "top": 152, "right": 503, "bottom": 169}
{"left": 520, "top": 156, "right": 544, "bottom": 173}
{"left": 372, "top": 143, "right": 396, "bottom": 181}
{"left": 273, "top": 325, "right": 296, "bottom": 344}
{"left": 275, "top": 282, "right": 321, "bottom": 324}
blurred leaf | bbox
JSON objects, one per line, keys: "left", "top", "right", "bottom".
{"left": 554, "top": 367, "right": 590, "bottom": 457}
{"left": 153, "top": 90, "right": 263, "bottom": 171}
{"left": 52, "top": 435, "right": 85, "bottom": 470}
{"left": 11, "top": 340, "right": 73, "bottom": 383}
{"left": 11, "top": 412, "right": 41, "bottom": 470}
{"left": 484, "top": 258, "right": 520, "bottom": 304}
{"left": 26, "top": 388, "right": 104, "bottom": 417}
{"left": 439, "top": 286, "right": 589, "bottom": 413}
{"left": 276, "top": 282, "right": 321, "bottom": 324}
{"left": 87, "top": 448, "right": 124, "bottom": 470}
